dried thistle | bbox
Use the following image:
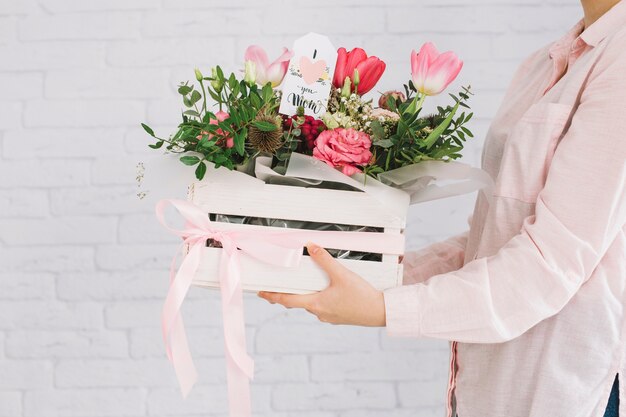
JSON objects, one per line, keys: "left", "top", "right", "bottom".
{"left": 248, "top": 114, "right": 283, "bottom": 153}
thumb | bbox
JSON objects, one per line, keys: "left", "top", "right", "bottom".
{"left": 306, "top": 243, "right": 348, "bottom": 280}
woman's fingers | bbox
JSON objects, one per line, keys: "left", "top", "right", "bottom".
{"left": 306, "top": 243, "right": 349, "bottom": 279}
{"left": 257, "top": 291, "right": 317, "bottom": 310}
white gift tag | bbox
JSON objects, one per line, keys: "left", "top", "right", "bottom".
{"left": 279, "top": 32, "right": 337, "bottom": 119}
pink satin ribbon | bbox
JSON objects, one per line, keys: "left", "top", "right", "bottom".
{"left": 156, "top": 199, "right": 404, "bottom": 417}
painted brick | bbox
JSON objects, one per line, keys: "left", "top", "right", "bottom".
{"left": 0, "top": 272, "right": 55, "bottom": 299}
{"left": 398, "top": 378, "right": 450, "bottom": 408}
{"left": 91, "top": 156, "right": 146, "bottom": 185}
{"left": 55, "top": 358, "right": 176, "bottom": 388}
{"left": 272, "top": 382, "right": 396, "bottom": 411}
{"left": 6, "top": 330, "right": 128, "bottom": 359}
{"left": 0, "top": 101, "right": 22, "bottom": 129}
{"left": 0, "top": 301, "right": 103, "bottom": 330}
{"left": 2, "top": 128, "right": 126, "bottom": 158}
{"left": 256, "top": 323, "right": 379, "bottom": 354}
{"left": 19, "top": 13, "right": 141, "bottom": 41}
{"left": 57, "top": 270, "right": 168, "bottom": 301}
{"left": 40, "top": 0, "right": 157, "bottom": 13}
{"left": 24, "top": 388, "right": 146, "bottom": 417}
{"left": 142, "top": 10, "right": 263, "bottom": 37}
{"left": 0, "top": 16, "right": 16, "bottom": 44}
{"left": 0, "top": 360, "right": 53, "bottom": 389}
{"left": 0, "top": 159, "right": 91, "bottom": 187}
{"left": 107, "top": 38, "right": 236, "bottom": 68}
{"left": 0, "top": 216, "right": 117, "bottom": 245}
{"left": 0, "top": 73, "right": 42, "bottom": 100}
{"left": 24, "top": 100, "right": 145, "bottom": 128}
{"left": 50, "top": 186, "right": 148, "bottom": 215}
{"left": 146, "top": 385, "right": 271, "bottom": 415}
{"left": 0, "top": 42, "right": 104, "bottom": 71}
{"left": 0, "top": 188, "right": 50, "bottom": 218}
{"left": 0, "top": 391, "right": 22, "bottom": 417}
{"left": 0, "top": 0, "right": 37, "bottom": 15}
{"left": 95, "top": 243, "right": 175, "bottom": 270}
{"left": 45, "top": 68, "right": 170, "bottom": 99}
{"left": 0, "top": 245, "right": 94, "bottom": 272}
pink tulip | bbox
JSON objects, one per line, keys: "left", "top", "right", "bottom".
{"left": 411, "top": 42, "right": 463, "bottom": 96}
{"left": 244, "top": 45, "right": 293, "bottom": 88}
{"left": 332, "top": 47, "right": 386, "bottom": 95}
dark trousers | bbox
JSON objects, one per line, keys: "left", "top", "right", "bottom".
{"left": 604, "top": 374, "right": 620, "bottom": 417}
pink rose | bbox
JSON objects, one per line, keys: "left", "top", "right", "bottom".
{"left": 313, "top": 128, "right": 372, "bottom": 176}
{"left": 198, "top": 110, "right": 233, "bottom": 148}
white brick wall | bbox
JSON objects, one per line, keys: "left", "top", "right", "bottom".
{"left": 0, "top": 1, "right": 580, "bottom": 416}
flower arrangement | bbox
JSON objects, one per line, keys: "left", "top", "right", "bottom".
{"left": 142, "top": 41, "right": 474, "bottom": 181}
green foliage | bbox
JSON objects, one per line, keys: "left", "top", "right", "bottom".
{"left": 369, "top": 85, "right": 474, "bottom": 174}
{"left": 141, "top": 65, "right": 475, "bottom": 181}
{"left": 141, "top": 66, "right": 281, "bottom": 180}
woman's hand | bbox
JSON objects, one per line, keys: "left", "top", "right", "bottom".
{"left": 257, "top": 243, "right": 386, "bottom": 327}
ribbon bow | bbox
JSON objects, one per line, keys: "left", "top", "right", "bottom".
{"left": 157, "top": 199, "right": 309, "bottom": 416}
{"left": 156, "top": 199, "right": 405, "bottom": 417}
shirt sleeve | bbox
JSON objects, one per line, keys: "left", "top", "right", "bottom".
{"left": 384, "top": 37, "right": 626, "bottom": 343}
{"left": 402, "top": 231, "right": 468, "bottom": 285}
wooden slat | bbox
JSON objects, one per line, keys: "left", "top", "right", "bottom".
{"left": 190, "top": 181, "right": 406, "bottom": 229}
{"left": 192, "top": 247, "right": 403, "bottom": 294}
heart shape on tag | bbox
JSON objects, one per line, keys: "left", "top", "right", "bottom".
{"left": 299, "top": 56, "right": 326, "bottom": 85}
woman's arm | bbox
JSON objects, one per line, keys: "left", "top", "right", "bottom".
{"left": 259, "top": 36, "right": 626, "bottom": 336}
{"left": 385, "top": 37, "right": 626, "bottom": 343}
{"left": 402, "top": 231, "right": 469, "bottom": 285}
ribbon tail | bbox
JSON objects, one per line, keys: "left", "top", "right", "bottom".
{"left": 162, "top": 242, "right": 203, "bottom": 398}
{"left": 219, "top": 242, "right": 254, "bottom": 417}
{"left": 171, "top": 313, "right": 198, "bottom": 398}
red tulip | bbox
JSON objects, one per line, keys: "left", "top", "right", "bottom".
{"left": 333, "top": 47, "right": 386, "bottom": 95}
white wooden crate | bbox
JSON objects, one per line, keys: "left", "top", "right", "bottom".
{"left": 188, "top": 171, "right": 406, "bottom": 294}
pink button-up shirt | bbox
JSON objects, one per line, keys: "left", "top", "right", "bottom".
{"left": 383, "top": 2, "right": 626, "bottom": 417}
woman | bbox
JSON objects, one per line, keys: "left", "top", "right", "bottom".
{"left": 259, "top": 0, "right": 626, "bottom": 416}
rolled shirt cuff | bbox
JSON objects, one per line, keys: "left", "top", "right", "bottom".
{"left": 383, "top": 285, "right": 423, "bottom": 338}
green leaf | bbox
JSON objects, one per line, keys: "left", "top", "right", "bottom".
{"left": 373, "top": 139, "right": 394, "bottom": 148}
{"left": 183, "top": 110, "right": 200, "bottom": 117}
{"left": 250, "top": 93, "right": 262, "bottom": 109}
{"left": 370, "top": 120, "right": 385, "bottom": 141}
{"left": 195, "top": 161, "right": 207, "bottom": 180}
{"left": 423, "top": 101, "right": 460, "bottom": 149}
{"left": 148, "top": 140, "right": 163, "bottom": 149}
{"left": 141, "top": 123, "right": 155, "bottom": 137}
{"left": 234, "top": 131, "right": 245, "bottom": 156}
{"left": 262, "top": 83, "right": 273, "bottom": 102}
{"left": 208, "top": 89, "right": 222, "bottom": 103}
{"left": 460, "top": 126, "right": 474, "bottom": 137}
{"left": 180, "top": 155, "right": 201, "bottom": 166}
{"left": 251, "top": 120, "right": 278, "bottom": 132}
{"left": 178, "top": 85, "right": 193, "bottom": 95}
{"left": 386, "top": 95, "right": 397, "bottom": 112}
{"left": 190, "top": 90, "right": 202, "bottom": 105}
